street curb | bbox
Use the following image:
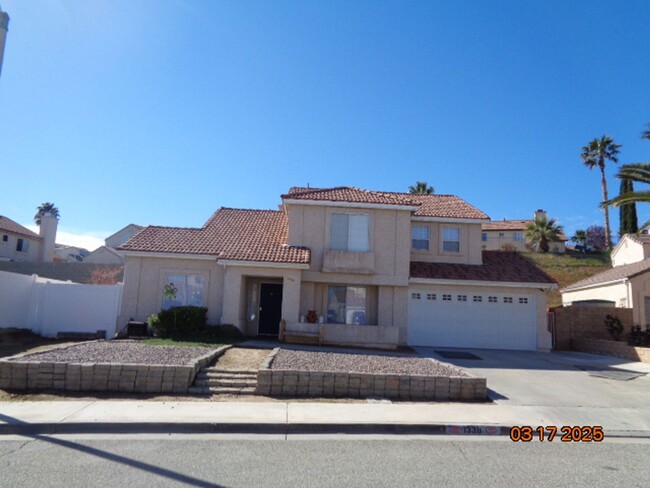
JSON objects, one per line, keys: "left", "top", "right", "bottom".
{"left": 1, "top": 423, "right": 648, "bottom": 438}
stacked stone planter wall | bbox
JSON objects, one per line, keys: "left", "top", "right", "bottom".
{"left": 256, "top": 348, "right": 487, "bottom": 402}
{"left": 572, "top": 338, "right": 650, "bottom": 363}
{"left": 0, "top": 345, "right": 231, "bottom": 394}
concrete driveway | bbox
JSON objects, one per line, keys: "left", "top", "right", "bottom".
{"left": 414, "top": 347, "right": 650, "bottom": 408}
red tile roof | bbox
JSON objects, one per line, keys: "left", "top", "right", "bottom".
{"left": 283, "top": 187, "right": 489, "bottom": 220}
{"left": 562, "top": 259, "right": 650, "bottom": 291}
{"left": 0, "top": 216, "right": 40, "bottom": 239}
{"left": 410, "top": 251, "right": 557, "bottom": 285}
{"left": 119, "top": 208, "right": 310, "bottom": 265}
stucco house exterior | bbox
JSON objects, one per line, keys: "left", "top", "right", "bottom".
{"left": 562, "top": 234, "right": 650, "bottom": 325}
{"left": 0, "top": 213, "right": 58, "bottom": 263}
{"left": 85, "top": 224, "right": 143, "bottom": 264}
{"left": 481, "top": 210, "right": 567, "bottom": 253}
{"left": 118, "top": 187, "right": 556, "bottom": 351}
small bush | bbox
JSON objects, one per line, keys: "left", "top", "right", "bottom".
{"left": 148, "top": 306, "right": 208, "bottom": 338}
{"left": 604, "top": 314, "right": 624, "bottom": 341}
{"left": 628, "top": 325, "right": 650, "bottom": 347}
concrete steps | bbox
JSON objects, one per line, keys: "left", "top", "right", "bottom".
{"left": 189, "top": 367, "right": 259, "bottom": 396}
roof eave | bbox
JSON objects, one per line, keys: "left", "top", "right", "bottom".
{"left": 410, "top": 277, "right": 557, "bottom": 290}
{"left": 282, "top": 198, "right": 419, "bottom": 212}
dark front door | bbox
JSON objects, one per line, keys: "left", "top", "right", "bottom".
{"left": 258, "top": 283, "right": 283, "bottom": 335}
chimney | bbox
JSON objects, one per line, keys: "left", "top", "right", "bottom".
{"left": 38, "top": 213, "right": 58, "bottom": 263}
{"left": 0, "top": 7, "right": 9, "bottom": 77}
{"left": 534, "top": 209, "right": 547, "bottom": 221}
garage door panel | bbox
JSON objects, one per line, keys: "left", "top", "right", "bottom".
{"left": 407, "top": 289, "right": 536, "bottom": 350}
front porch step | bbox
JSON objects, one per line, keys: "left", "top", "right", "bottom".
{"left": 189, "top": 363, "right": 260, "bottom": 396}
{"left": 193, "top": 378, "right": 257, "bottom": 388}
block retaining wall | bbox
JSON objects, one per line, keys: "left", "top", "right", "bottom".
{"left": 255, "top": 348, "right": 487, "bottom": 402}
{"left": 572, "top": 338, "right": 650, "bottom": 363}
{"left": 0, "top": 345, "right": 231, "bottom": 394}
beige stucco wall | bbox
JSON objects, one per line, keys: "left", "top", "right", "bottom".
{"left": 410, "top": 221, "right": 483, "bottom": 264}
{"left": 85, "top": 246, "right": 124, "bottom": 265}
{"left": 106, "top": 225, "right": 142, "bottom": 249}
{"left": 0, "top": 233, "right": 41, "bottom": 262}
{"left": 611, "top": 237, "right": 650, "bottom": 267}
{"left": 117, "top": 255, "right": 224, "bottom": 330}
{"left": 629, "top": 273, "right": 650, "bottom": 325}
{"left": 562, "top": 281, "right": 631, "bottom": 309}
{"left": 286, "top": 203, "right": 412, "bottom": 280}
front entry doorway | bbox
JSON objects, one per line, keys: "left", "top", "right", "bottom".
{"left": 258, "top": 283, "right": 283, "bottom": 335}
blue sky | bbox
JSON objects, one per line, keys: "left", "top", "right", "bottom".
{"left": 1, "top": 0, "right": 649, "bottom": 250}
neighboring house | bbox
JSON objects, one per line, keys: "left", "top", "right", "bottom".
{"left": 54, "top": 244, "right": 89, "bottom": 263}
{"left": 118, "top": 187, "right": 556, "bottom": 351}
{"left": 562, "top": 234, "right": 650, "bottom": 325}
{"left": 481, "top": 210, "right": 568, "bottom": 253}
{"left": 85, "top": 224, "right": 143, "bottom": 264}
{"left": 0, "top": 213, "right": 58, "bottom": 263}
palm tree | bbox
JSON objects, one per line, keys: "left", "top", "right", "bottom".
{"left": 642, "top": 123, "right": 650, "bottom": 140}
{"left": 603, "top": 163, "right": 650, "bottom": 229}
{"left": 581, "top": 135, "right": 622, "bottom": 250}
{"left": 34, "top": 202, "right": 60, "bottom": 226}
{"left": 408, "top": 181, "right": 434, "bottom": 194}
{"left": 525, "top": 216, "right": 564, "bottom": 253}
{"left": 571, "top": 229, "right": 588, "bottom": 253}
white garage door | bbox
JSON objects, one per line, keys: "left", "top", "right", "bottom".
{"left": 407, "top": 288, "right": 537, "bottom": 351}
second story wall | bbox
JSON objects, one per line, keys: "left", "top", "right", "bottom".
{"left": 409, "top": 221, "right": 483, "bottom": 265}
{"left": 0, "top": 232, "right": 41, "bottom": 262}
{"left": 286, "top": 203, "right": 412, "bottom": 282}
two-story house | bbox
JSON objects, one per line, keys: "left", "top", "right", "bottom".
{"left": 85, "top": 224, "right": 143, "bottom": 264}
{"left": 118, "top": 187, "right": 556, "bottom": 351}
{"left": 0, "top": 213, "right": 58, "bottom": 263}
{"left": 481, "top": 210, "right": 568, "bottom": 253}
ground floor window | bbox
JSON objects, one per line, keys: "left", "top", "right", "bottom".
{"left": 163, "top": 274, "right": 204, "bottom": 309}
{"left": 327, "top": 286, "right": 367, "bottom": 325}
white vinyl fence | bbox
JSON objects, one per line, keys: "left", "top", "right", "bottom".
{"left": 0, "top": 270, "right": 122, "bottom": 338}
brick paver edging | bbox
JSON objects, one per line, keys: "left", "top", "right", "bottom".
{"left": 256, "top": 348, "right": 487, "bottom": 401}
{"left": 0, "top": 345, "right": 232, "bottom": 394}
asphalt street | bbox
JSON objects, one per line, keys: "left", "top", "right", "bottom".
{"left": 1, "top": 435, "right": 649, "bottom": 487}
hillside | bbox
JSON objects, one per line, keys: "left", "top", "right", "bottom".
{"left": 523, "top": 252, "right": 612, "bottom": 307}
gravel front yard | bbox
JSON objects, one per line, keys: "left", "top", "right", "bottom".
{"left": 11, "top": 341, "right": 216, "bottom": 366}
{"left": 271, "top": 349, "right": 467, "bottom": 376}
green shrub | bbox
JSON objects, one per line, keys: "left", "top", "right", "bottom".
{"left": 604, "top": 314, "right": 624, "bottom": 341}
{"left": 147, "top": 306, "right": 208, "bottom": 338}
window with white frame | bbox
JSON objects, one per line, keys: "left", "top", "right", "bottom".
{"left": 16, "top": 238, "right": 29, "bottom": 253}
{"left": 442, "top": 294, "right": 452, "bottom": 301}
{"left": 412, "top": 226, "right": 430, "bottom": 251}
{"left": 330, "top": 213, "right": 370, "bottom": 252}
{"left": 411, "top": 292, "right": 421, "bottom": 300}
{"left": 427, "top": 293, "right": 436, "bottom": 300}
{"left": 513, "top": 232, "right": 523, "bottom": 241}
{"left": 503, "top": 296, "right": 513, "bottom": 304}
{"left": 498, "top": 232, "right": 505, "bottom": 237}
{"left": 163, "top": 274, "right": 205, "bottom": 309}
{"left": 442, "top": 227, "right": 460, "bottom": 253}
{"left": 457, "top": 295, "right": 467, "bottom": 302}
{"left": 328, "top": 286, "right": 367, "bottom": 325}
{"left": 488, "top": 296, "right": 498, "bottom": 303}
{"left": 518, "top": 297, "right": 528, "bottom": 304}
{"left": 473, "top": 295, "right": 482, "bottom": 302}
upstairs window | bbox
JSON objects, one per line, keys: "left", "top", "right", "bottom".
{"left": 2, "top": 235, "right": 8, "bottom": 243}
{"left": 513, "top": 232, "right": 523, "bottom": 241}
{"left": 412, "top": 226, "right": 430, "bottom": 251}
{"left": 442, "top": 227, "right": 460, "bottom": 253}
{"left": 481, "top": 232, "right": 487, "bottom": 242}
{"left": 330, "top": 213, "right": 370, "bottom": 252}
